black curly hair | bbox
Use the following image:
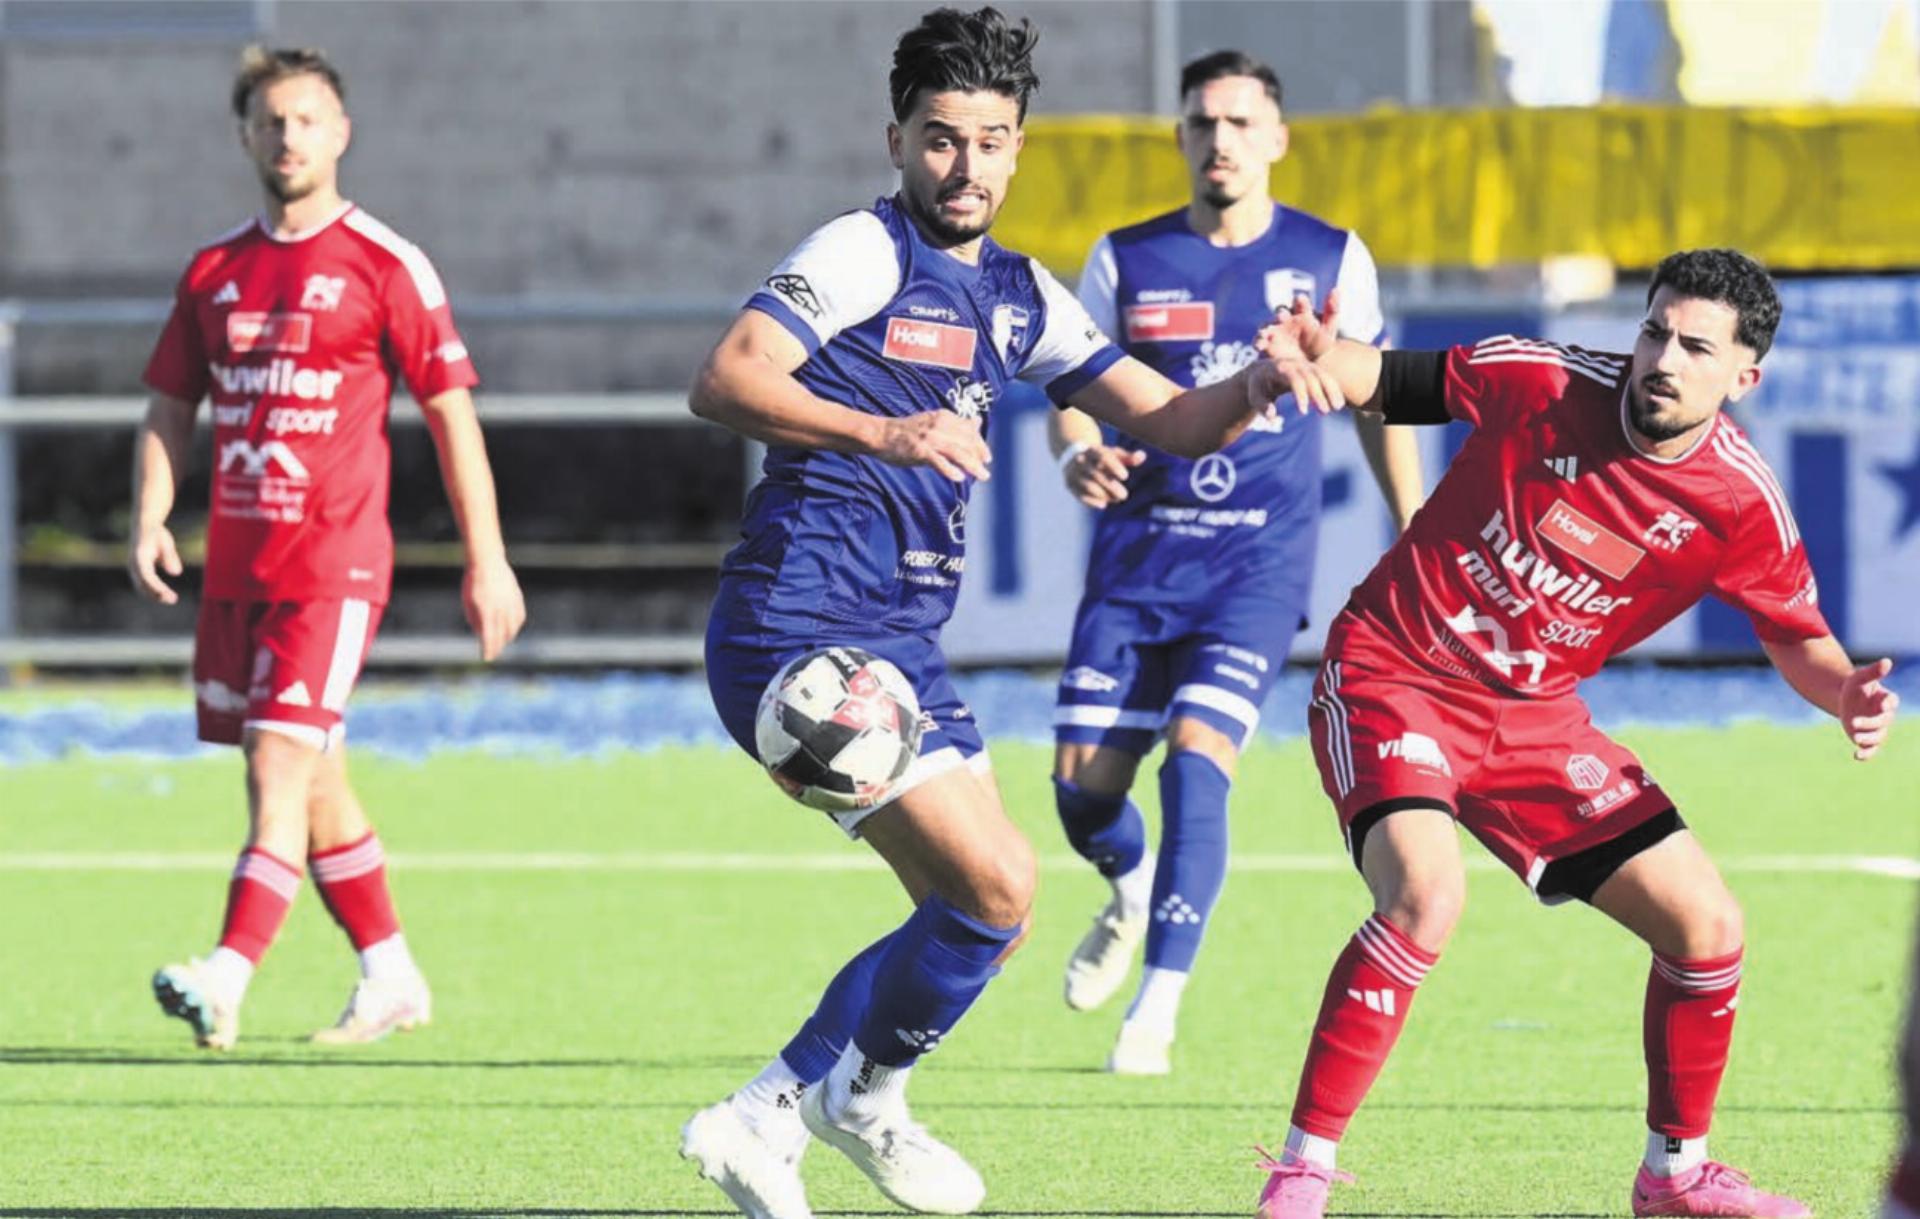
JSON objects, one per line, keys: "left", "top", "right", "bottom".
{"left": 890, "top": 7, "right": 1041, "bottom": 123}
{"left": 1647, "top": 248, "right": 1782, "bottom": 359}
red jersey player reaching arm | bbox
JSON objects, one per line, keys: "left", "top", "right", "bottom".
{"left": 129, "top": 46, "right": 525, "bottom": 1050}
{"left": 1245, "top": 249, "right": 1897, "bottom": 1219}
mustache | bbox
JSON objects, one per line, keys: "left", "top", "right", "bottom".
{"left": 1641, "top": 376, "right": 1678, "bottom": 396}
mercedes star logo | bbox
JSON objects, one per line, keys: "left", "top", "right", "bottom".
{"left": 1190, "top": 454, "right": 1236, "bottom": 503}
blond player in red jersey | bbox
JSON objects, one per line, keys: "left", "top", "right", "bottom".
{"left": 1242, "top": 249, "right": 1898, "bottom": 1218}
{"left": 130, "top": 47, "right": 525, "bottom": 1050}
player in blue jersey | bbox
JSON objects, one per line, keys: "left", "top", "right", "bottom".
{"left": 1047, "top": 51, "right": 1426, "bottom": 1076}
{"left": 676, "top": 11, "right": 1342, "bottom": 1219}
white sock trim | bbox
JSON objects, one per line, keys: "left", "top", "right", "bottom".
{"left": 1123, "top": 965, "right": 1189, "bottom": 1036}
{"left": 828, "top": 1040, "right": 911, "bottom": 1122}
{"left": 1644, "top": 1131, "right": 1708, "bottom": 1177}
{"left": 1113, "top": 856, "right": 1154, "bottom": 920}
{"left": 358, "top": 933, "right": 418, "bottom": 981}
{"left": 203, "top": 945, "right": 255, "bottom": 1004}
{"left": 1284, "top": 1124, "right": 1338, "bottom": 1170}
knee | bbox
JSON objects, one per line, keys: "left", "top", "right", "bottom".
{"left": 968, "top": 835, "right": 1037, "bottom": 930}
{"left": 1676, "top": 893, "right": 1744, "bottom": 959}
{"left": 1380, "top": 874, "right": 1466, "bottom": 954}
{"left": 994, "top": 914, "right": 1034, "bottom": 965}
{"left": 1164, "top": 719, "right": 1240, "bottom": 779}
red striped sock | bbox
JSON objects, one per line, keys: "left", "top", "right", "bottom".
{"left": 218, "top": 848, "right": 302, "bottom": 964}
{"left": 1289, "top": 913, "right": 1439, "bottom": 1140}
{"left": 310, "top": 833, "right": 401, "bottom": 951}
{"left": 1645, "top": 948, "right": 1743, "bottom": 1138}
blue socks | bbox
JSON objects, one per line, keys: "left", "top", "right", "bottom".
{"left": 854, "top": 895, "right": 1020, "bottom": 1066}
{"left": 1144, "top": 749, "right": 1232, "bottom": 974}
{"left": 779, "top": 932, "right": 893, "bottom": 1083}
{"left": 1055, "top": 776, "right": 1147, "bottom": 879}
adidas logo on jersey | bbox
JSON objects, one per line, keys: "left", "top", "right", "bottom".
{"left": 1544, "top": 455, "right": 1579, "bottom": 481}
{"left": 213, "top": 281, "right": 242, "bottom": 306}
{"left": 1061, "top": 666, "right": 1119, "bottom": 693}
{"left": 275, "top": 681, "right": 313, "bottom": 707}
{"left": 1347, "top": 987, "right": 1397, "bottom": 1016}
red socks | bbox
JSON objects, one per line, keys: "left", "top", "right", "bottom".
{"left": 310, "top": 833, "right": 401, "bottom": 950}
{"left": 1645, "top": 948, "right": 1743, "bottom": 1138}
{"left": 219, "top": 848, "right": 302, "bottom": 964}
{"left": 1290, "top": 914, "right": 1439, "bottom": 1140}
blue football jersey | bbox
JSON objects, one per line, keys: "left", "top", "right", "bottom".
{"left": 1075, "top": 205, "right": 1385, "bottom": 608}
{"left": 718, "top": 195, "right": 1123, "bottom": 637}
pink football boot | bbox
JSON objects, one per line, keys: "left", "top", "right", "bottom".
{"left": 1255, "top": 1147, "right": 1354, "bottom": 1219}
{"left": 1631, "top": 1161, "right": 1811, "bottom": 1217}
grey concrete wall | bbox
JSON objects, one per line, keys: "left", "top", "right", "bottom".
{"left": 2, "top": 0, "right": 1157, "bottom": 390}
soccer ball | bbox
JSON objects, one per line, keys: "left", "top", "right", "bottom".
{"left": 755, "top": 646, "right": 923, "bottom": 813}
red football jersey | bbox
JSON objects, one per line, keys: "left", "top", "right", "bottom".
{"left": 143, "top": 204, "right": 477, "bottom": 602}
{"left": 1334, "top": 335, "right": 1829, "bottom": 699}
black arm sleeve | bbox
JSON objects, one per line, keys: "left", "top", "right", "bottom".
{"left": 1359, "top": 349, "right": 1450, "bottom": 425}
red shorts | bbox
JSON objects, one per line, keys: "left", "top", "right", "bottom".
{"left": 1307, "top": 628, "right": 1673, "bottom": 903}
{"left": 193, "top": 598, "right": 382, "bottom": 749}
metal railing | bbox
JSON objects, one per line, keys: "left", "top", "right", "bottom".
{"left": 0, "top": 294, "right": 758, "bottom": 666}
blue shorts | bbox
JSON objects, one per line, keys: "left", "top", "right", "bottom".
{"left": 706, "top": 612, "right": 988, "bottom": 836}
{"left": 1053, "top": 595, "right": 1303, "bottom": 755}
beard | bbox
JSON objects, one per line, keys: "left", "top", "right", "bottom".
{"left": 257, "top": 165, "right": 318, "bottom": 204}
{"left": 1626, "top": 383, "right": 1706, "bottom": 442}
{"left": 902, "top": 183, "right": 996, "bottom": 247}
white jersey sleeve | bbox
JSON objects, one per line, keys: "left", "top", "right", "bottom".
{"left": 745, "top": 211, "right": 900, "bottom": 351}
{"left": 1018, "top": 258, "right": 1124, "bottom": 400}
{"left": 1333, "top": 231, "right": 1387, "bottom": 345}
{"left": 1074, "top": 235, "right": 1121, "bottom": 344}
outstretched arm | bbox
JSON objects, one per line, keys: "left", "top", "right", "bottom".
{"left": 1762, "top": 635, "right": 1899, "bottom": 760}
{"left": 1048, "top": 405, "right": 1144, "bottom": 508}
{"left": 1063, "top": 351, "right": 1344, "bottom": 460}
{"left": 691, "top": 310, "right": 993, "bottom": 482}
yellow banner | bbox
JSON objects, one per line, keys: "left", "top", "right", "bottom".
{"left": 997, "top": 106, "right": 1920, "bottom": 273}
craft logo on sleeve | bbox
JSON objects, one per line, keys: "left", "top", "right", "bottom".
{"left": 1534, "top": 499, "right": 1645, "bottom": 579}
{"left": 882, "top": 317, "right": 977, "bottom": 371}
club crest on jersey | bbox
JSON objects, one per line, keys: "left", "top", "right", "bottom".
{"left": 1124, "top": 301, "right": 1213, "bottom": 343}
{"left": 1643, "top": 510, "right": 1699, "bottom": 552}
{"left": 991, "top": 304, "right": 1030, "bottom": 361}
{"left": 226, "top": 312, "right": 313, "bottom": 355}
{"left": 1264, "top": 268, "right": 1318, "bottom": 312}
{"left": 1565, "top": 753, "right": 1609, "bottom": 791}
{"left": 1190, "top": 339, "right": 1259, "bottom": 388}
{"left": 300, "top": 274, "right": 347, "bottom": 312}
{"left": 883, "top": 317, "right": 976, "bottom": 371}
{"left": 1535, "top": 499, "right": 1645, "bottom": 579}
{"left": 944, "top": 375, "right": 993, "bottom": 420}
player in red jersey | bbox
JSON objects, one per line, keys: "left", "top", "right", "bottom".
{"left": 1242, "top": 249, "right": 1898, "bottom": 1218}
{"left": 129, "top": 47, "right": 525, "bottom": 1050}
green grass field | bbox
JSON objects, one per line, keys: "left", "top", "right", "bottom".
{"left": 0, "top": 723, "right": 1911, "bottom": 1218}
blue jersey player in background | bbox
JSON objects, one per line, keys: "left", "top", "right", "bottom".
{"left": 1048, "top": 51, "right": 1426, "bottom": 1076}
{"left": 678, "top": 12, "right": 1342, "bottom": 1219}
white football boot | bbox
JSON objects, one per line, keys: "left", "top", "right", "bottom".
{"left": 310, "top": 973, "right": 431, "bottom": 1045}
{"left": 1105, "top": 1019, "right": 1173, "bottom": 1076}
{"left": 152, "top": 959, "right": 240, "bottom": 1051}
{"left": 680, "top": 1099, "right": 813, "bottom": 1219}
{"left": 1064, "top": 889, "right": 1148, "bottom": 1011}
{"left": 801, "top": 1077, "right": 985, "bottom": 1215}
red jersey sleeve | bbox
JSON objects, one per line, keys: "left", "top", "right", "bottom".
{"left": 380, "top": 246, "right": 478, "bottom": 403}
{"left": 1441, "top": 336, "right": 1628, "bottom": 431}
{"left": 142, "top": 270, "right": 210, "bottom": 403}
{"left": 1710, "top": 490, "right": 1829, "bottom": 644}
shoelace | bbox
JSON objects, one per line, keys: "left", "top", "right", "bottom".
{"left": 1252, "top": 1145, "right": 1356, "bottom": 1185}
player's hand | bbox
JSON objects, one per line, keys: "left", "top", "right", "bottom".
{"left": 875, "top": 411, "right": 992, "bottom": 482}
{"left": 1249, "top": 354, "right": 1346, "bottom": 417}
{"left": 1256, "top": 289, "right": 1343, "bottom": 363}
{"left": 1060, "top": 443, "right": 1144, "bottom": 509}
{"left": 127, "top": 523, "right": 183, "bottom": 606}
{"left": 1839, "top": 656, "right": 1899, "bottom": 760}
{"left": 463, "top": 552, "right": 527, "bottom": 663}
